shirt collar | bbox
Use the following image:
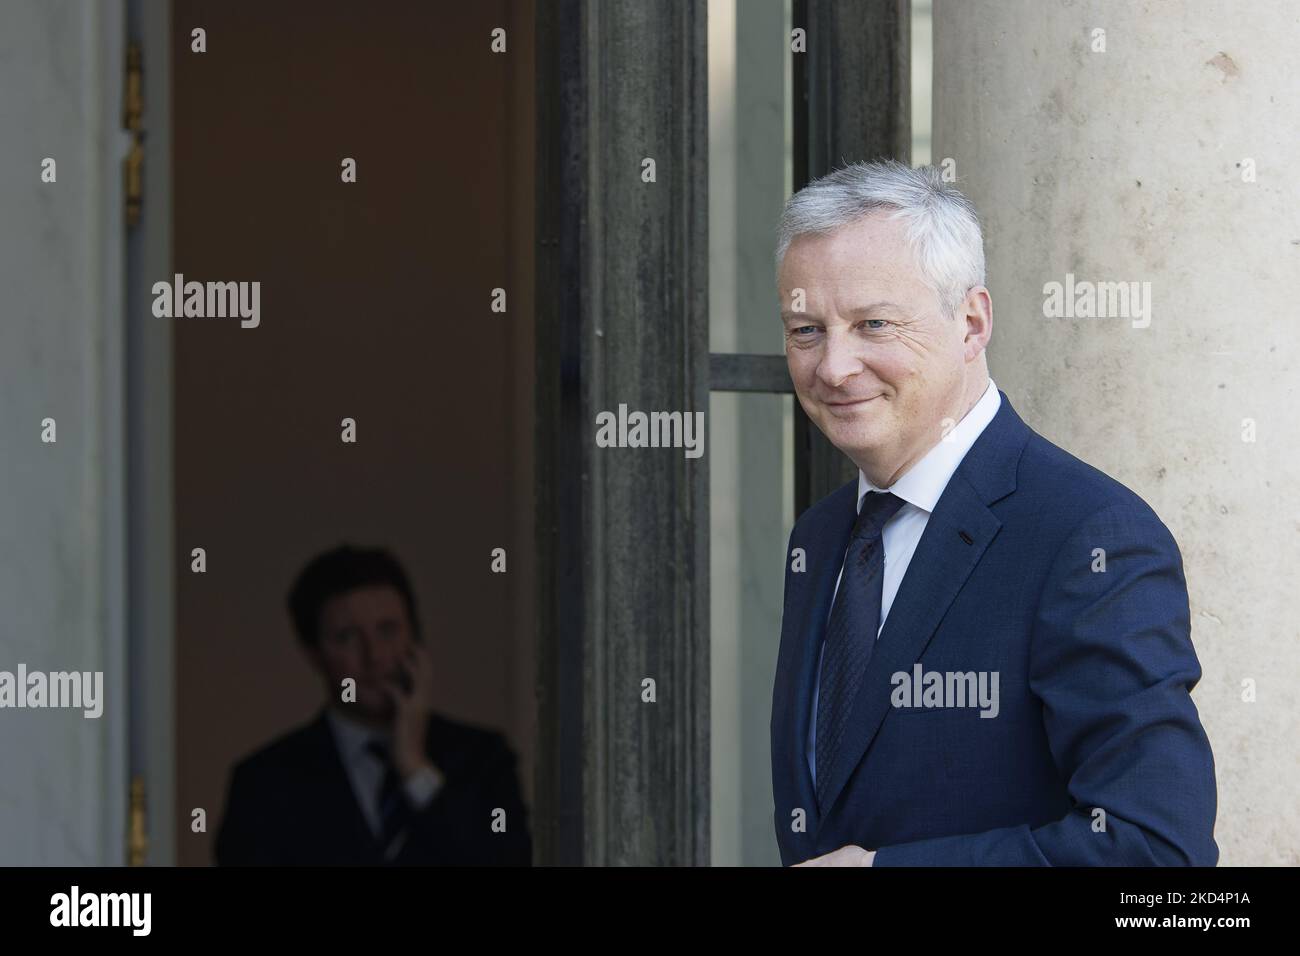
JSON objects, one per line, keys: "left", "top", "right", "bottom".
{"left": 325, "top": 707, "right": 390, "bottom": 765}
{"left": 857, "top": 377, "right": 1001, "bottom": 514}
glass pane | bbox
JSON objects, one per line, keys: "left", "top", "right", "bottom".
{"left": 913, "top": 0, "right": 934, "bottom": 165}
{"left": 708, "top": 0, "right": 790, "bottom": 358}
{"left": 708, "top": 0, "right": 795, "bottom": 866}
{"left": 710, "top": 391, "right": 794, "bottom": 866}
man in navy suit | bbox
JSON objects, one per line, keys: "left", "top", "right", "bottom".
{"left": 770, "top": 160, "right": 1218, "bottom": 866}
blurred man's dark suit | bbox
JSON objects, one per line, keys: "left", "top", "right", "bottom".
{"left": 216, "top": 709, "right": 531, "bottom": 865}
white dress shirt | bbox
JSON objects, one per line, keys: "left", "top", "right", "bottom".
{"left": 325, "top": 707, "right": 444, "bottom": 857}
{"left": 807, "top": 377, "right": 1001, "bottom": 788}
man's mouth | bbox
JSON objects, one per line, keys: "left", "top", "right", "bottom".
{"left": 824, "top": 395, "right": 880, "bottom": 408}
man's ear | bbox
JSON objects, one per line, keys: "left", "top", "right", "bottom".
{"left": 404, "top": 613, "right": 423, "bottom": 645}
{"left": 300, "top": 641, "right": 327, "bottom": 676}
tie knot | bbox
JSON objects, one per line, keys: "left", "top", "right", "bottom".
{"left": 852, "top": 490, "right": 905, "bottom": 540}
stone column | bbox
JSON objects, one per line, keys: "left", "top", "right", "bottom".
{"left": 536, "top": 0, "right": 710, "bottom": 866}
{"left": 933, "top": 0, "right": 1299, "bottom": 864}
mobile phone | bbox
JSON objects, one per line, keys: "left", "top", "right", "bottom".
{"left": 394, "top": 662, "right": 414, "bottom": 695}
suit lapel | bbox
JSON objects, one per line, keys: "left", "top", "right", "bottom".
{"left": 772, "top": 479, "right": 857, "bottom": 836}
{"left": 813, "top": 391, "right": 1030, "bottom": 822}
{"left": 309, "top": 710, "right": 384, "bottom": 860}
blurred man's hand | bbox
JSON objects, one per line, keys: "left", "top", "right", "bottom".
{"left": 385, "top": 640, "right": 437, "bottom": 779}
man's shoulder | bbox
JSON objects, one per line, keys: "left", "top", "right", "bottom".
{"left": 227, "top": 714, "right": 329, "bottom": 784}
{"left": 1017, "top": 427, "right": 1169, "bottom": 534}
{"left": 790, "top": 477, "right": 858, "bottom": 537}
{"left": 427, "top": 710, "right": 507, "bottom": 747}
{"left": 790, "top": 422, "right": 1169, "bottom": 543}
{"left": 426, "top": 711, "right": 518, "bottom": 775}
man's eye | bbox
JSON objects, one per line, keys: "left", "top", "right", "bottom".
{"left": 791, "top": 326, "right": 818, "bottom": 335}
{"left": 864, "top": 319, "right": 888, "bottom": 330}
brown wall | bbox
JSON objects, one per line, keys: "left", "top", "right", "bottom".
{"left": 172, "top": 0, "right": 535, "bottom": 865}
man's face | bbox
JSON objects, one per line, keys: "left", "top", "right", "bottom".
{"left": 778, "top": 212, "right": 980, "bottom": 484}
{"left": 310, "top": 584, "right": 417, "bottom": 722}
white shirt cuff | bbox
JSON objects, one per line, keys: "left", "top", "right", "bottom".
{"left": 402, "top": 765, "right": 444, "bottom": 809}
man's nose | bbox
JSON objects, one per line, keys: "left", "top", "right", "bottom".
{"left": 359, "top": 630, "right": 384, "bottom": 666}
{"left": 816, "top": 330, "right": 864, "bottom": 389}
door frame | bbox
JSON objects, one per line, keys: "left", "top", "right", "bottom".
{"left": 532, "top": 0, "right": 910, "bottom": 866}
{"left": 125, "top": 0, "right": 176, "bottom": 867}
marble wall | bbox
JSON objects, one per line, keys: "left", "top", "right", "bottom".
{"left": 0, "top": 0, "right": 126, "bottom": 864}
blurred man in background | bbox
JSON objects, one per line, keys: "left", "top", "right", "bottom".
{"left": 216, "top": 544, "right": 531, "bottom": 865}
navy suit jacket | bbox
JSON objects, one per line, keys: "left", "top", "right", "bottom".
{"left": 771, "top": 390, "right": 1218, "bottom": 866}
{"left": 215, "top": 709, "right": 532, "bottom": 865}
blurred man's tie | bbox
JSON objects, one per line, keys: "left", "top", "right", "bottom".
{"left": 366, "top": 739, "right": 413, "bottom": 851}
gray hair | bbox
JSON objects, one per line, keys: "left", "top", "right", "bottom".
{"left": 774, "top": 159, "right": 986, "bottom": 317}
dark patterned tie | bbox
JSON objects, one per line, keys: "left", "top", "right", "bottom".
{"left": 815, "top": 490, "right": 907, "bottom": 810}
{"left": 365, "top": 739, "right": 412, "bottom": 849}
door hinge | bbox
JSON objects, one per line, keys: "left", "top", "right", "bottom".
{"left": 123, "top": 42, "right": 144, "bottom": 229}
{"left": 128, "top": 775, "right": 148, "bottom": 866}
